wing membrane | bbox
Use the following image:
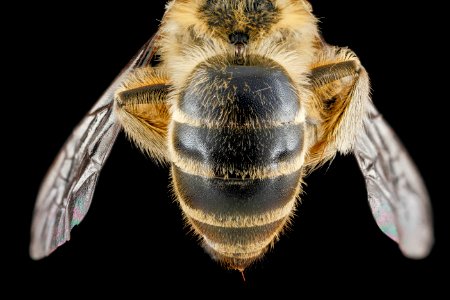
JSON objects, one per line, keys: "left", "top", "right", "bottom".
{"left": 30, "top": 35, "right": 160, "bottom": 259}
{"left": 354, "top": 102, "right": 433, "bottom": 258}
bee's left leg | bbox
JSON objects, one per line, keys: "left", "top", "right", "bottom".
{"left": 114, "top": 67, "right": 170, "bottom": 164}
{"left": 306, "top": 47, "right": 371, "bottom": 166}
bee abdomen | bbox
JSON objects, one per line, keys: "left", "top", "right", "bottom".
{"left": 170, "top": 57, "right": 304, "bottom": 270}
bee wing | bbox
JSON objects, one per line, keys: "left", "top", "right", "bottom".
{"left": 354, "top": 102, "right": 433, "bottom": 258}
{"left": 30, "top": 34, "right": 160, "bottom": 260}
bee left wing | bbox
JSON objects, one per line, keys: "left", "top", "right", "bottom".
{"left": 30, "top": 35, "right": 160, "bottom": 260}
{"left": 354, "top": 102, "right": 434, "bottom": 258}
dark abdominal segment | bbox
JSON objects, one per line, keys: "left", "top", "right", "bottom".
{"left": 178, "top": 56, "right": 300, "bottom": 126}
{"left": 173, "top": 166, "right": 302, "bottom": 217}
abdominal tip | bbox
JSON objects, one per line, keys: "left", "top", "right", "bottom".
{"left": 240, "top": 270, "right": 246, "bottom": 282}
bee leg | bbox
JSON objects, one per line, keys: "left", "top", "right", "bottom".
{"left": 306, "top": 47, "right": 371, "bottom": 166}
{"left": 114, "top": 68, "right": 170, "bottom": 164}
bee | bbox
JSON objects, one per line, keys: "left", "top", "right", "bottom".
{"left": 30, "top": 0, "right": 434, "bottom": 271}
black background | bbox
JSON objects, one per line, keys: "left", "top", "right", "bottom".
{"left": 8, "top": 0, "right": 447, "bottom": 296}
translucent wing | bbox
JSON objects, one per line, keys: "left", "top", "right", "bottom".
{"left": 30, "top": 34, "right": 160, "bottom": 259}
{"left": 354, "top": 102, "right": 433, "bottom": 258}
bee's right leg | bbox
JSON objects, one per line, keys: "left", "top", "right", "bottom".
{"left": 114, "top": 67, "right": 170, "bottom": 164}
{"left": 304, "top": 47, "right": 371, "bottom": 168}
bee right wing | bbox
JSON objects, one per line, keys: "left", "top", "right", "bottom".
{"left": 354, "top": 102, "right": 433, "bottom": 258}
{"left": 30, "top": 34, "right": 160, "bottom": 260}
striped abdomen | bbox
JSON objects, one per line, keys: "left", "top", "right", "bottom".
{"left": 170, "top": 57, "right": 304, "bottom": 270}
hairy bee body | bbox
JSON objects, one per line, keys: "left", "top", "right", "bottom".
{"left": 131, "top": 0, "right": 320, "bottom": 269}
{"left": 31, "top": 0, "right": 433, "bottom": 271}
